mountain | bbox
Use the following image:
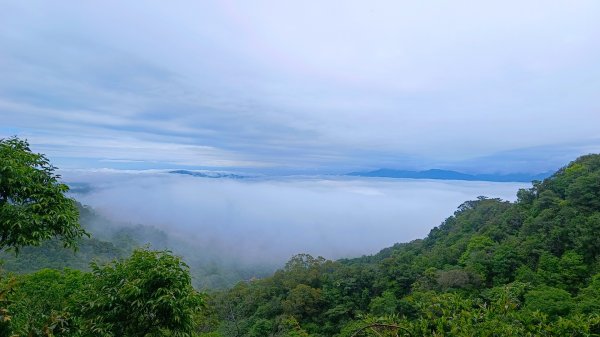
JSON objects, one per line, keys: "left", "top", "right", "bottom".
{"left": 202, "top": 154, "right": 600, "bottom": 336}
{"left": 347, "top": 168, "right": 551, "bottom": 182}
{"left": 169, "top": 169, "right": 249, "bottom": 179}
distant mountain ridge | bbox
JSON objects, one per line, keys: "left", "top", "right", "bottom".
{"left": 347, "top": 168, "right": 551, "bottom": 182}
{"left": 169, "top": 169, "right": 248, "bottom": 179}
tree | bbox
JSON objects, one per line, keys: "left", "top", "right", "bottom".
{"left": 576, "top": 273, "right": 600, "bottom": 314}
{"left": 459, "top": 235, "right": 495, "bottom": 283}
{"left": 524, "top": 286, "right": 574, "bottom": 317}
{"left": 0, "top": 137, "right": 85, "bottom": 251}
{"left": 5, "top": 268, "right": 88, "bottom": 336}
{"left": 282, "top": 284, "right": 323, "bottom": 319}
{"left": 368, "top": 290, "right": 397, "bottom": 316}
{"left": 77, "top": 248, "right": 205, "bottom": 337}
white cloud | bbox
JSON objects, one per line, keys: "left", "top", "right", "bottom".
{"left": 67, "top": 172, "right": 527, "bottom": 263}
{"left": 1, "top": 0, "right": 599, "bottom": 170}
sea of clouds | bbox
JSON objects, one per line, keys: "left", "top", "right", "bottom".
{"left": 63, "top": 170, "right": 528, "bottom": 265}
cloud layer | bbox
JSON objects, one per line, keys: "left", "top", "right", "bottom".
{"left": 2, "top": 1, "right": 600, "bottom": 172}
{"left": 66, "top": 171, "right": 527, "bottom": 263}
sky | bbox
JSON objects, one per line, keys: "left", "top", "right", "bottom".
{"left": 1, "top": 1, "right": 600, "bottom": 173}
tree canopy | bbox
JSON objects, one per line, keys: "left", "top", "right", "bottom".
{"left": 0, "top": 137, "right": 85, "bottom": 251}
{"left": 77, "top": 248, "right": 205, "bottom": 337}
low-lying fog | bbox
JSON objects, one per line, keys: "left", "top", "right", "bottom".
{"left": 64, "top": 170, "right": 528, "bottom": 265}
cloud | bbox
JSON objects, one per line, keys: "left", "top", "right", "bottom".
{"left": 65, "top": 171, "right": 527, "bottom": 264}
{"left": 1, "top": 1, "right": 600, "bottom": 171}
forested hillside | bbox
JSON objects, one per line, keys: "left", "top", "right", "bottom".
{"left": 199, "top": 154, "right": 600, "bottom": 336}
{"left": 1, "top": 202, "right": 271, "bottom": 289}
{"left": 0, "top": 137, "right": 205, "bottom": 336}
{"left": 2, "top": 136, "right": 600, "bottom": 336}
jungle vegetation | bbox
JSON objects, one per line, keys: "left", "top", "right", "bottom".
{"left": 2, "top": 136, "right": 600, "bottom": 336}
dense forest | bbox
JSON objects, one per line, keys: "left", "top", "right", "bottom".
{"left": 196, "top": 154, "right": 600, "bottom": 336}
{"left": 2, "top": 137, "right": 600, "bottom": 336}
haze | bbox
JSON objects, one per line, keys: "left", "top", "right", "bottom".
{"left": 65, "top": 170, "right": 526, "bottom": 264}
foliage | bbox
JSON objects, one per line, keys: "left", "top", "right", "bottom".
{"left": 0, "top": 276, "right": 16, "bottom": 336}
{"left": 2, "top": 249, "right": 205, "bottom": 337}
{"left": 524, "top": 286, "right": 574, "bottom": 317}
{"left": 0, "top": 137, "right": 85, "bottom": 252}
{"left": 4, "top": 268, "right": 88, "bottom": 336}
{"left": 0, "top": 237, "right": 123, "bottom": 273}
{"left": 76, "top": 248, "right": 205, "bottom": 337}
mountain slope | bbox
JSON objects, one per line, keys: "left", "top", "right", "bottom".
{"left": 203, "top": 154, "right": 600, "bottom": 336}
{"left": 1, "top": 203, "right": 273, "bottom": 289}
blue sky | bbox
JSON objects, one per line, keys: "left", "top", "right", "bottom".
{"left": 1, "top": 1, "right": 599, "bottom": 173}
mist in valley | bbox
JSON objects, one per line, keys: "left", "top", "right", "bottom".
{"left": 64, "top": 170, "right": 527, "bottom": 273}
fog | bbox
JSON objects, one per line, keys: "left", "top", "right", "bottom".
{"left": 64, "top": 170, "right": 527, "bottom": 265}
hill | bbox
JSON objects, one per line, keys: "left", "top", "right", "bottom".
{"left": 348, "top": 168, "right": 551, "bottom": 182}
{"left": 170, "top": 170, "right": 249, "bottom": 179}
{"left": 1, "top": 202, "right": 272, "bottom": 289}
{"left": 201, "top": 154, "right": 600, "bottom": 336}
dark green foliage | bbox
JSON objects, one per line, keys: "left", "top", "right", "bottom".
{"left": 524, "top": 286, "right": 573, "bottom": 317}
{"left": 4, "top": 269, "right": 89, "bottom": 336}
{"left": 0, "top": 237, "right": 123, "bottom": 273}
{"left": 576, "top": 273, "right": 600, "bottom": 314}
{"left": 3, "top": 249, "right": 205, "bottom": 337}
{"left": 0, "top": 137, "right": 85, "bottom": 252}
{"left": 77, "top": 249, "right": 205, "bottom": 337}
{"left": 368, "top": 290, "right": 396, "bottom": 316}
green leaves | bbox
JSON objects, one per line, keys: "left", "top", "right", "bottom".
{"left": 524, "top": 286, "right": 574, "bottom": 318}
{"left": 77, "top": 248, "right": 205, "bottom": 337}
{"left": 2, "top": 268, "right": 89, "bottom": 336}
{"left": 0, "top": 137, "right": 86, "bottom": 252}
{"left": 3, "top": 249, "right": 205, "bottom": 337}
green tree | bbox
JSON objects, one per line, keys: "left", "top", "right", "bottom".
{"left": 282, "top": 284, "right": 323, "bottom": 319}
{"left": 274, "top": 316, "right": 311, "bottom": 337}
{"left": 5, "top": 268, "right": 88, "bottom": 336}
{"left": 575, "top": 273, "right": 600, "bottom": 314}
{"left": 248, "top": 318, "right": 273, "bottom": 337}
{"left": 0, "top": 137, "right": 85, "bottom": 252}
{"left": 77, "top": 248, "right": 205, "bottom": 337}
{"left": 565, "top": 169, "right": 600, "bottom": 212}
{"left": 459, "top": 235, "right": 495, "bottom": 283}
{"left": 524, "top": 286, "right": 573, "bottom": 317}
{"left": 0, "top": 276, "right": 16, "bottom": 336}
{"left": 368, "top": 290, "right": 397, "bottom": 316}
{"left": 557, "top": 251, "right": 587, "bottom": 292}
